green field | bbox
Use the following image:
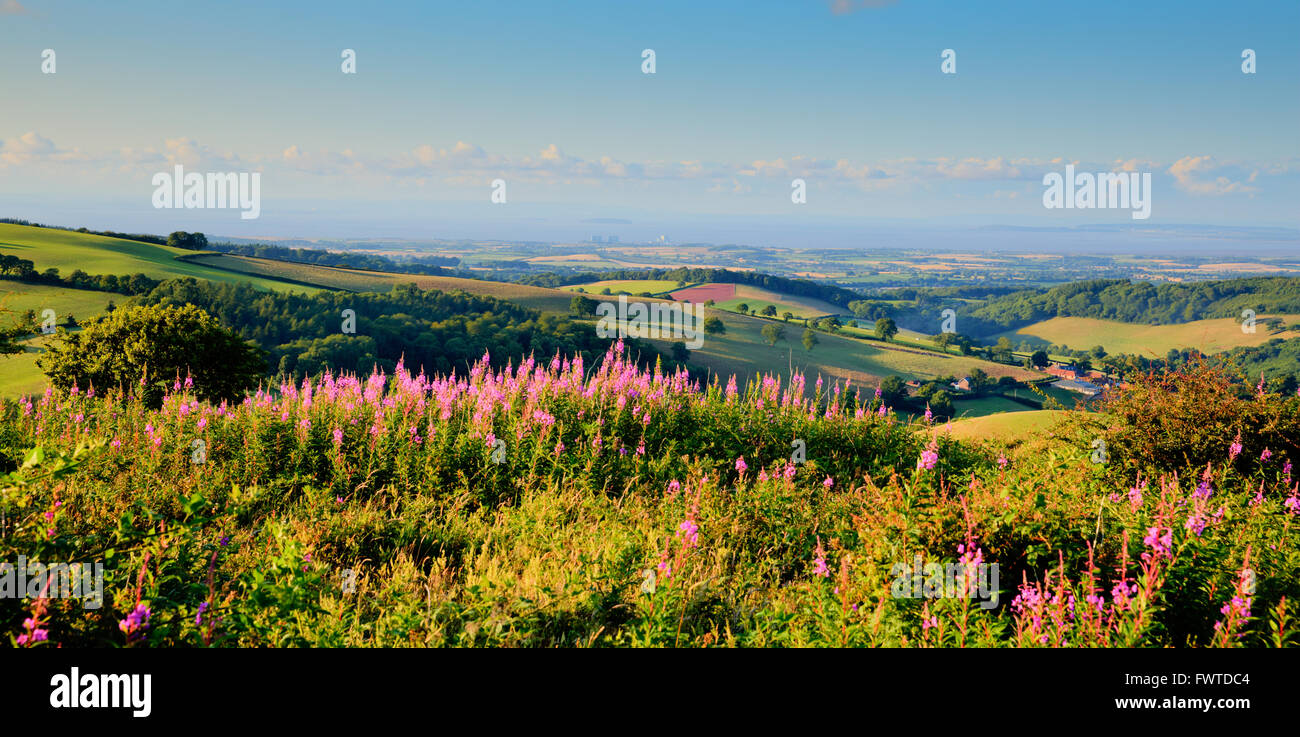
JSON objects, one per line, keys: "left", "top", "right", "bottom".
{"left": 936, "top": 409, "right": 1071, "bottom": 441}
{"left": 0, "top": 224, "right": 306, "bottom": 293}
{"left": 0, "top": 280, "right": 118, "bottom": 321}
{"left": 564, "top": 279, "right": 683, "bottom": 295}
{"left": 0, "top": 334, "right": 60, "bottom": 396}
{"left": 713, "top": 285, "right": 842, "bottom": 320}
{"left": 180, "top": 253, "right": 576, "bottom": 314}
{"left": 997, "top": 315, "right": 1300, "bottom": 357}
{"left": 950, "top": 395, "right": 1038, "bottom": 418}
{"left": 0, "top": 283, "right": 122, "bottom": 397}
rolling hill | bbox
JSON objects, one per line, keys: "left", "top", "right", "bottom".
{"left": 995, "top": 315, "right": 1299, "bottom": 357}
{"left": 0, "top": 223, "right": 302, "bottom": 293}
{"left": 0, "top": 224, "right": 1048, "bottom": 401}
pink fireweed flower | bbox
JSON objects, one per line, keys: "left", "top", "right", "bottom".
{"left": 917, "top": 439, "right": 939, "bottom": 471}
{"left": 923, "top": 405, "right": 933, "bottom": 423}
{"left": 118, "top": 604, "right": 151, "bottom": 643}
{"left": 16, "top": 616, "right": 49, "bottom": 647}
{"left": 735, "top": 456, "right": 748, "bottom": 475}
{"left": 1128, "top": 478, "right": 1146, "bottom": 509}
{"left": 1229, "top": 434, "right": 1242, "bottom": 462}
{"left": 1284, "top": 492, "right": 1300, "bottom": 515}
{"left": 997, "top": 453, "right": 1009, "bottom": 468}
{"left": 812, "top": 538, "right": 830, "bottom": 578}
{"left": 1260, "top": 448, "right": 1272, "bottom": 463}
{"left": 333, "top": 428, "right": 344, "bottom": 445}
{"left": 784, "top": 462, "right": 797, "bottom": 481}
{"left": 823, "top": 476, "right": 834, "bottom": 489}
{"left": 758, "top": 469, "right": 770, "bottom": 482}
{"left": 1193, "top": 479, "right": 1213, "bottom": 500}
{"left": 677, "top": 519, "right": 699, "bottom": 548}
{"left": 1142, "top": 526, "right": 1173, "bottom": 562}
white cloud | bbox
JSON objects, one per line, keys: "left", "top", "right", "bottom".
{"left": 1168, "top": 155, "right": 1257, "bottom": 195}
{"left": 0, "top": 132, "right": 87, "bottom": 166}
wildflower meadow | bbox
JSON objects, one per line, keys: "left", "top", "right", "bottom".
{"left": 1, "top": 343, "right": 1297, "bottom": 647}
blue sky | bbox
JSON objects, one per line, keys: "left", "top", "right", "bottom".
{"left": 1, "top": 0, "right": 1298, "bottom": 244}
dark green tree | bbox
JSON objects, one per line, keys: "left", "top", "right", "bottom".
{"left": 875, "top": 317, "right": 899, "bottom": 341}
{"left": 761, "top": 323, "right": 786, "bottom": 346}
{"left": 37, "top": 303, "right": 265, "bottom": 407}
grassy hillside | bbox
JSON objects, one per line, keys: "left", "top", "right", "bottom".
{"left": 156, "top": 250, "right": 1034, "bottom": 391}
{"left": 183, "top": 252, "right": 572, "bottom": 313}
{"left": 564, "top": 279, "right": 683, "bottom": 295}
{"left": 937, "top": 409, "right": 1071, "bottom": 441}
{"left": 0, "top": 224, "right": 303, "bottom": 293}
{"left": 0, "top": 227, "right": 1047, "bottom": 406}
{"left": 710, "top": 284, "right": 841, "bottom": 320}
{"left": 997, "top": 315, "right": 1299, "bottom": 357}
{"left": 0, "top": 280, "right": 118, "bottom": 320}
{"left": 0, "top": 335, "right": 58, "bottom": 396}
{"left": 678, "top": 311, "right": 1041, "bottom": 387}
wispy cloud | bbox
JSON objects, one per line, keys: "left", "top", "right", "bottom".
{"left": 0, "top": 0, "right": 29, "bottom": 15}
{"left": 2, "top": 131, "right": 1283, "bottom": 202}
{"left": 1168, "top": 155, "right": 1257, "bottom": 196}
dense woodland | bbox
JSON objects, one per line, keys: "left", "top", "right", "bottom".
{"left": 133, "top": 278, "right": 681, "bottom": 380}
